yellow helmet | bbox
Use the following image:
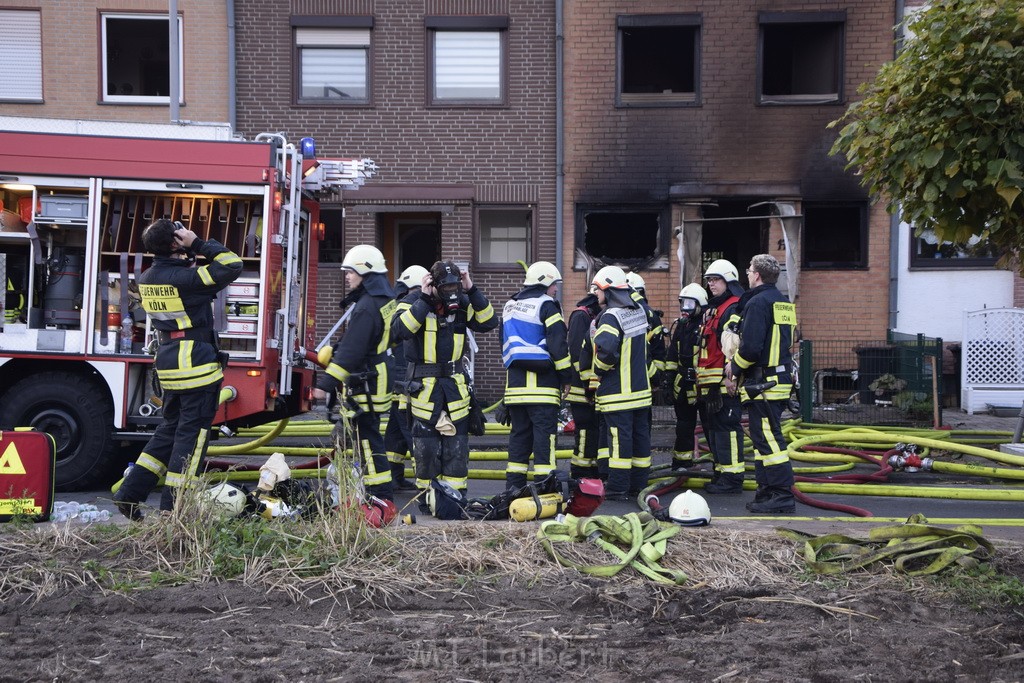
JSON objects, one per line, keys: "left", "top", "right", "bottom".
{"left": 398, "top": 265, "right": 429, "bottom": 289}
{"left": 524, "top": 261, "right": 562, "bottom": 287}
{"left": 341, "top": 245, "right": 387, "bottom": 274}
{"left": 626, "top": 272, "right": 647, "bottom": 292}
{"left": 592, "top": 265, "right": 628, "bottom": 290}
{"left": 678, "top": 283, "right": 708, "bottom": 307}
{"left": 703, "top": 259, "right": 739, "bottom": 283}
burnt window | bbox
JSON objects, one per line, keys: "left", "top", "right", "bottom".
{"left": 911, "top": 227, "right": 999, "bottom": 268}
{"left": 802, "top": 202, "right": 866, "bottom": 269}
{"left": 617, "top": 14, "right": 700, "bottom": 107}
{"left": 101, "top": 13, "right": 183, "bottom": 103}
{"left": 759, "top": 12, "right": 844, "bottom": 105}
{"left": 574, "top": 205, "right": 669, "bottom": 271}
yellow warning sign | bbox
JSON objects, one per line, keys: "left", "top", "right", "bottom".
{"left": 0, "top": 441, "right": 27, "bottom": 475}
{"left": 0, "top": 498, "right": 42, "bottom": 515}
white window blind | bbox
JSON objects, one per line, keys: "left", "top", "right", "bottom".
{"left": 296, "top": 28, "right": 370, "bottom": 47}
{"left": 297, "top": 29, "right": 369, "bottom": 100}
{"left": 0, "top": 10, "right": 42, "bottom": 101}
{"left": 434, "top": 31, "right": 500, "bottom": 100}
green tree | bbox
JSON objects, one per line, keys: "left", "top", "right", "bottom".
{"left": 831, "top": 0, "right": 1024, "bottom": 266}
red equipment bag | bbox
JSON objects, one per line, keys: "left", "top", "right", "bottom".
{"left": 0, "top": 429, "right": 56, "bottom": 523}
{"left": 565, "top": 477, "right": 604, "bottom": 517}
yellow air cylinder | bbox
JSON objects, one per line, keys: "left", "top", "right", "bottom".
{"left": 509, "top": 493, "right": 564, "bottom": 522}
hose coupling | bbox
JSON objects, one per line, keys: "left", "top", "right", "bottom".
{"left": 219, "top": 424, "right": 236, "bottom": 438}
{"left": 887, "top": 453, "right": 934, "bottom": 472}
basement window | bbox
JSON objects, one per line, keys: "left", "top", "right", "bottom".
{"left": 911, "top": 227, "right": 999, "bottom": 269}
{"left": 759, "top": 12, "right": 844, "bottom": 105}
{"left": 802, "top": 202, "right": 866, "bottom": 269}
{"left": 574, "top": 205, "right": 669, "bottom": 271}
{"left": 617, "top": 14, "right": 700, "bottom": 107}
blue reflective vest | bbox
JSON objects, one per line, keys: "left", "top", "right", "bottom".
{"left": 501, "top": 294, "right": 553, "bottom": 368}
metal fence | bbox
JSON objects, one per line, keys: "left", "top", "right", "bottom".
{"left": 797, "top": 332, "right": 943, "bottom": 427}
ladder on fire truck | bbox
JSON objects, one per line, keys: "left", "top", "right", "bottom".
{"left": 254, "top": 133, "right": 377, "bottom": 397}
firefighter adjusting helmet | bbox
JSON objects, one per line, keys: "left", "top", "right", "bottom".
{"left": 704, "top": 259, "right": 739, "bottom": 283}
{"left": 625, "top": 272, "right": 646, "bottom": 291}
{"left": 592, "top": 265, "right": 628, "bottom": 290}
{"left": 341, "top": 244, "right": 387, "bottom": 275}
{"left": 202, "top": 482, "right": 246, "bottom": 520}
{"left": 524, "top": 261, "right": 562, "bottom": 287}
{"left": 668, "top": 490, "right": 711, "bottom": 526}
{"left": 398, "top": 265, "right": 429, "bottom": 290}
{"left": 430, "top": 260, "right": 463, "bottom": 314}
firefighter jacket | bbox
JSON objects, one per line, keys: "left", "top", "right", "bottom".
{"left": 316, "top": 273, "right": 396, "bottom": 414}
{"left": 502, "top": 285, "right": 571, "bottom": 406}
{"left": 391, "top": 284, "right": 497, "bottom": 422}
{"left": 565, "top": 294, "right": 601, "bottom": 405}
{"left": 697, "top": 291, "right": 740, "bottom": 388}
{"left": 387, "top": 285, "right": 418, "bottom": 409}
{"left": 139, "top": 238, "right": 242, "bottom": 392}
{"left": 731, "top": 283, "right": 796, "bottom": 402}
{"left": 584, "top": 297, "right": 652, "bottom": 412}
{"left": 665, "top": 314, "right": 702, "bottom": 403}
{"left": 631, "top": 290, "right": 667, "bottom": 377}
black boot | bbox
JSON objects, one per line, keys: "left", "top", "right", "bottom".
{"left": 704, "top": 472, "right": 744, "bottom": 494}
{"left": 746, "top": 487, "right": 795, "bottom": 514}
{"left": 750, "top": 486, "right": 770, "bottom": 504}
{"left": 391, "top": 462, "right": 417, "bottom": 491}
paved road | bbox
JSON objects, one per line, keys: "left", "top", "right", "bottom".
{"left": 53, "top": 408, "right": 1024, "bottom": 541}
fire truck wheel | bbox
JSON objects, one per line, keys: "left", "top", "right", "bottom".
{"left": 0, "top": 371, "right": 117, "bottom": 492}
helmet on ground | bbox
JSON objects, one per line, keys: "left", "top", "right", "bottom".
{"left": 341, "top": 245, "right": 387, "bottom": 275}
{"left": 625, "top": 272, "right": 646, "bottom": 291}
{"left": 398, "top": 265, "right": 429, "bottom": 289}
{"left": 678, "top": 283, "right": 708, "bottom": 307}
{"left": 202, "top": 482, "right": 246, "bottom": 520}
{"left": 704, "top": 259, "right": 739, "bottom": 283}
{"left": 524, "top": 261, "right": 562, "bottom": 287}
{"left": 592, "top": 265, "right": 628, "bottom": 290}
{"left": 668, "top": 490, "right": 711, "bottom": 526}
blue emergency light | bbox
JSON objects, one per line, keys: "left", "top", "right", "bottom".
{"left": 300, "top": 137, "right": 316, "bottom": 159}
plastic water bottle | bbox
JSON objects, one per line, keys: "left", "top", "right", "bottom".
{"left": 78, "top": 509, "right": 111, "bottom": 523}
{"left": 326, "top": 463, "right": 341, "bottom": 507}
{"left": 120, "top": 316, "right": 134, "bottom": 354}
{"left": 123, "top": 462, "right": 135, "bottom": 479}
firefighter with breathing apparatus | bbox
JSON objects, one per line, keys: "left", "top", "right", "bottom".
{"left": 390, "top": 260, "right": 497, "bottom": 513}
{"left": 313, "top": 245, "right": 397, "bottom": 502}
{"left": 665, "top": 283, "right": 708, "bottom": 470}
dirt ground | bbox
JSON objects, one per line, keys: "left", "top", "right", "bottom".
{"left": 2, "top": 522, "right": 1024, "bottom": 683}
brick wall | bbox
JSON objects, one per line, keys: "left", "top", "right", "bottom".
{"left": 0, "top": 0, "right": 228, "bottom": 123}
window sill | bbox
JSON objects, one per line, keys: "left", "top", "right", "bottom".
{"left": 759, "top": 94, "right": 841, "bottom": 106}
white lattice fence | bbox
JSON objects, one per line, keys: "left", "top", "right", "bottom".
{"left": 962, "top": 308, "right": 1024, "bottom": 413}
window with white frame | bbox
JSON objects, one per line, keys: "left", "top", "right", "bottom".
{"left": 427, "top": 17, "right": 507, "bottom": 104}
{"left": 0, "top": 10, "right": 42, "bottom": 102}
{"left": 102, "top": 14, "right": 183, "bottom": 103}
{"left": 295, "top": 27, "right": 370, "bottom": 103}
{"left": 478, "top": 207, "right": 532, "bottom": 265}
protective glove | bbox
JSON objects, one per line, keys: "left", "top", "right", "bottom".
{"left": 494, "top": 400, "right": 512, "bottom": 426}
{"left": 704, "top": 384, "right": 723, "bottom": 414}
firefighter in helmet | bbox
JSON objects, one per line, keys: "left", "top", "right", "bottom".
{"left": 696, "top": 259, "right": 746, "bottom": 495}
{"left": 313, "top": 244, "right": 397, "bottom": 502}
{"left": 500, "top": 261, "right": 571, "bottom": 490}
{"left": 580, "top": 265, "right": 653, "bottom": 501}
{"left": 384, "top": 264, "right": 429, "bottom": 491}
{"left": 665, "top": 282, "right": 708, "bottom": 469}
{"left": 565, "top": 280, "right": 603, "bottom": 479}
{"left": 390, "top": 260, "right": 497, "bottom": 509}
{"left": 113, "top": 219, "right": 242, "bottom": 520}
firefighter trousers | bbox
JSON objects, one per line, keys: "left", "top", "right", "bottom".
{"left": 568, "top": 401, "right": 599, "bottom": 479}
{"left": 672, "top": 398, "right": 699, "bottom": 465}
{"left": 348, "top": 408, "right": 394, "bottom": 501}
{"left": 411, "top": 416, "right": 469, "bottom": 494}
{"left": 602, "top": 407, "right": 651, "bottom": 496}
{"left": 506, "top": 403, "right": 558, "bottom": 490}
{"left": 746, "top": 398, "right": 795, "bottom": 491}
{"left": 118, "top": 384, "right": 220, "bottom": 511}
{"left": 702, "top": 393, "right": 745, "bottom": 478}
{"left": 384, "top": 402, "right": 412, "bottom": 477}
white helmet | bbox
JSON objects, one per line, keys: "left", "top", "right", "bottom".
{"left": 341, "top": 244, "right": 387, "bottom": 275}
{"left": 704, "top": 259, "right": 739, "bottom": 283}
{"left": 524, "top": 261, "right": 562, "bottom": 287}
{"left": 398, "top": 265, "right": 429, "bottom": 289}
{"left": 668, "top": 490, "right": 711, "bottom": 526}
{"left": 592, "top": 265, "right": 628, "bottom": 290}
{"left": 202, "top": 482, "right": 246, "bottom": 520}
{"left": 678, "top": 283, "right": 708, "bottom": 307}
{"left": 625, "top": 272, "right": 646, "bottom": 290}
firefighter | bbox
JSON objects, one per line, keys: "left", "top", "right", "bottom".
{"left": 582, "top": 265, "right": 652, "bottom": 501}
{"left": 385, "top": 264, "right": 429, "bottom": 491}
{"left": 313, "top": 245, "right": 397, "bottom": 502}
{"left": 625, "top": 272, "right": 667, "bottom": 383}
{"left": 565, "top": 284, "right": 602, "bottom": 479}
{"left": 500, "top": 261, "right": 571, "bottom": 490}
{"left": 113, "top": 219, "right": 242, "bottom": 520}
{"left": 665, "top": 282, "right": 707, "bottom": 469}
{"left": 725, "top": 253, "right": 797, "bottom": 514}
{"left": 391, "top": 260, "right": 497, "bottom": 508}
{"left": 697, "top": 259, "right": 746, "bottom": 494}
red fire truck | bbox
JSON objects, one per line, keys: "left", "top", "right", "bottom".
{"left": 0, "top": 130, "right": 373, "bottom": 490}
